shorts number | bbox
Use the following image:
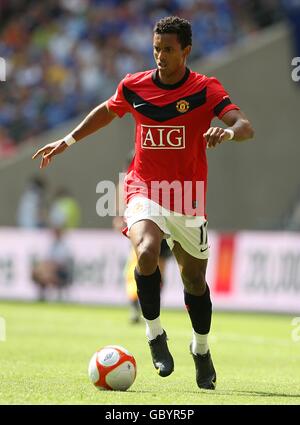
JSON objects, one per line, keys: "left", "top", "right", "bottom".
{"left": 199, "top": 222, "right": 208, "bottom": 246}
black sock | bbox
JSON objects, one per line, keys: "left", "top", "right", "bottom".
{"left": 134, "top": 267, "right": 161, "bottom": 320}
{"left": 184, "top": 284, "right": 212, "bottom": 334}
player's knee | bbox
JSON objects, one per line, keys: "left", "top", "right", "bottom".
{"left": 136, "top": 242, "right": 160, "bottom": 275}
{"left": 182, "top": 271, "right": 207, "bottom": 296}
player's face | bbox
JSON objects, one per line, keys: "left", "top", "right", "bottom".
{"left": 153, "top": 33, "right": 191, "bottom": 78}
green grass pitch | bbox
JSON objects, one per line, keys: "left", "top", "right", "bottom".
{"left": 0, "top": 301, "right": 299, "bottom": 405}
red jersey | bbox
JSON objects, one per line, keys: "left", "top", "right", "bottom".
{"left": 107, "top": 68, "right": 239, "bottom": 215}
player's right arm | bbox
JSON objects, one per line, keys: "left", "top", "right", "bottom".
{"left": 32, "top": 101, "right": 117, "bottom": 169}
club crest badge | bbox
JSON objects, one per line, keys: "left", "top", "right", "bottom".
{"left": 176, "top": 99, "right": 189, "bottom": 113}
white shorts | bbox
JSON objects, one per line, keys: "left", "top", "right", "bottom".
{"left": 124, "top": 196, "right": 210, "bottom": 260}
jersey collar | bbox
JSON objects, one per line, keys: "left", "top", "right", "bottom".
{"left": 152, "top": 67, "right": 190, "bottom": 90}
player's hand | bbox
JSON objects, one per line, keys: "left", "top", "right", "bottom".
{"left": 112, "top": 216, "right": 126, "bottom": 232}
{"left": 203, "top": 127, "right": 233, "bottom": 148}
{"left": 32, "top": 139, "right": 68, "bottom": 168}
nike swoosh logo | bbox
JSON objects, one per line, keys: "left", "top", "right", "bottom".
{"left": 133, "top": 102, "right": 147, "bottom": 108}
{"left": 200, "top": 247, "right": 209, "bottom": 252}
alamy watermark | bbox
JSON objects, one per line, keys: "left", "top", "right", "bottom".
{"left": 0, "top": 57, "right": 6, "bottom": 81}
{"left": 291, "top": 57, "right": 300, "bottom": 82}
{"left": 0, "top": 317, "right": 6, "bottom": 342}
{"left": 291, "top": 317, "right": 300, "bottom": 342}
{"left": 96, "top": 174, "right": 206, "bottom": 227}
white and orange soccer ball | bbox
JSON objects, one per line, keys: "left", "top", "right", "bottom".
{"left": 88, "top": 345, "right": 137, "bottom": 391}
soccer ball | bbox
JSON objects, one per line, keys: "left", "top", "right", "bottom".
{"left": 88, "top": 345, "right": 137, "bottom": 391}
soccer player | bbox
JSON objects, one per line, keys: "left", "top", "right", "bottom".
{"left": 32, "top": 16, "right": 254, "bottom": 389}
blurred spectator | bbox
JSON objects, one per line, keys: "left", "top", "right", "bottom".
{"left": 49, "top": 187, "right": 81, "bottom": 229}
{"left": 282, "top": 0, "right": 300, "bottom": 57}
{"left": 16, "top": 175, "right": 48, "bottom": 228}
{"left": 287, "top": 204, "right": 300, "bottom": 230}
{"left": 31, "top": 226, "right": 73, "bottom": 301}
{"left": 0, "top": 126, "right": 16, "bottom": 158}
{"left": 247, "top": 0, "right": 283, "bottom": 28}
{"left": 0, "top": 0, "right": 284, "bottom": 156}
{"left": 282, "top": 185, "right": 300, "bottom": 230}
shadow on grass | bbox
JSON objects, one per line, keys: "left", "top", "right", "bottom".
{"left": 227, "top": 390, "right": 300, "bottom": 398}
{"left": 128, "top": 389, "right": 300, "bottom": 398}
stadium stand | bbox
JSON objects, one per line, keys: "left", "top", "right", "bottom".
{"left": 0, "top": 0, "right": 283, "bottom": 158}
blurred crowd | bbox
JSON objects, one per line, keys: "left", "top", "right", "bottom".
{"left": 16, "top": 175, "right": 80, "bottom": 300}
{"left": 0, "top": 0, "right": 283, "bottom": 158}
{"left": 16, "top": 175, "right": 81, "bottom": 229}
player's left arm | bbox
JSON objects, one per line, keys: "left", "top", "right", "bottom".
{"left": 204, "top": 109, "right": 254, "bottom": 148}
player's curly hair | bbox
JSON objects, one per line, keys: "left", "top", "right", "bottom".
{"left": 153, "top": 16, "right": 192, "bottom": 49}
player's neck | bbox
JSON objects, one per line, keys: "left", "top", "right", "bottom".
{"left": 157, "top": 66, "right": 187, "bottom": 86}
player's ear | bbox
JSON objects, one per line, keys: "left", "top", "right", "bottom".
{"left": 183, "top": 45, "right": 191, "bottom": 59}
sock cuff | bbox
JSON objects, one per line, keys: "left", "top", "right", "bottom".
{"left": 134, "top": 267, "right": 161, "bottom": 287}
{"left": 193, "top": 330, "right": 209, "bottom": 340}
{"left": 184, "top": 284, "right": 210, "bottom": 301}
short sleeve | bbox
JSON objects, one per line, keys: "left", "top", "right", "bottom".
{"left": 206, "top": 77, "right": 240, "bottom": 118}
{"left": 107, "top": 75, "right": 132, "bottom": 118}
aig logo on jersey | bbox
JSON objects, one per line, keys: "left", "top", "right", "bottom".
{"left": 141, "top": 125, "right": 185, "bottom": 149}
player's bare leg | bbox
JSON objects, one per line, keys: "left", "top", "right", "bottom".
{"left": 130, "top": 219, "right": 174, "bottom": 377}
{"left": 173, "top": 241, "right": 216, "bottom": 389}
